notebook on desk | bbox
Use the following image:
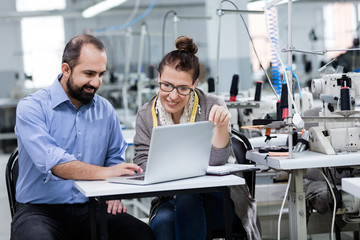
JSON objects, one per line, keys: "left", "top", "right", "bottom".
{"left": 107, "top": 121, "right": 214, "bottom": 185}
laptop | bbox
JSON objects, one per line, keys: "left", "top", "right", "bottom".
{"left": 107, "top": 121, "right": 214, "bottom": 185}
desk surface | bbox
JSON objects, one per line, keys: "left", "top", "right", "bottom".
{"left": 342, "top": 177, "right": 360, "bottom": 199}
{"left": 74, "top": 175, "right": 245, "bottom": 198}
{"left": 246, "top": 150, "right": 360, "bottom": 170}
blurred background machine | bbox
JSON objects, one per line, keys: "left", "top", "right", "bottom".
{"left": 0, "top": 71, "right": 19, "bottom": 153}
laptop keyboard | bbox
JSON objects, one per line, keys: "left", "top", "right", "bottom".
{"left": 126, "top": 172, "right": 145, "bottom": 181}
{"left": 128, "top": 175, "right": 145, "bottom": 181}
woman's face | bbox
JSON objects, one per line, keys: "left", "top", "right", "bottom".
{"left": 158, "top": 65, "right": 197, "bottom": 118}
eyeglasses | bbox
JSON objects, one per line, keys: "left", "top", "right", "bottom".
{"left": 159, "top": 82, "right": 193, "bottom": 96}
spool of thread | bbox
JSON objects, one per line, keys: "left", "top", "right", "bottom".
{"left": 254, "top": 81, "right": 263, "bottom": 101}
{"left": 282, "top": 108, "right": 289, "bottom": 120}
{"left": 208, "top": 77, "right": 215, "bottom": 93}
{"left": 340, "top": 87, "right": 351, "bottom": 111}
{"left": 276, "top": 100, "right": 282, "bottom": 120}
{"left": 280, "top": 83, "right": 288, "bottom": 119}
{"left": 148, "top": 64, "right": 155, "bottom": 79}
{"left": 229, "top": 74, "right": 239, "bottom": 102}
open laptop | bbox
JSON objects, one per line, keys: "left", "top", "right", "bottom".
{"left": 107, "top": 121, "right": 214, "bottom": 185}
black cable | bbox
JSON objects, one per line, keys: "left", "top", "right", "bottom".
{"left": 328, "top": 168, "right": 339, "bottom": 191}
{"left": 327, "top": 168, "right": 342, "bottom": 213}
{"left": 162, "top": 10, "right": 177, "bottom": 57}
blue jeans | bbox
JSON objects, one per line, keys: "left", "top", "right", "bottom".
{"left": 150, "top": 192, "right": 241, "bottom": 240}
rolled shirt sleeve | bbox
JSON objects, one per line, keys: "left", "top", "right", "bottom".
{"left": 16, "top": 96, "right": 77, "bottom": 182}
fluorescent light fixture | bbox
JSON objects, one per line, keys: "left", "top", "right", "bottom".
{"left": 82, "top": 0, "right": 127, "bottom": 18}
{"left": 247, "top": 0, "right": 298, "bottom": 10}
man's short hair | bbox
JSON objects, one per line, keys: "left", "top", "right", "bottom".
{"left": 62, "top": 34, "right": 106, "bottom": 70}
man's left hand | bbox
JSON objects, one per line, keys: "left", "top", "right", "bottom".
{"left": 106, "top": 200, "right": 127, "bottom": 215}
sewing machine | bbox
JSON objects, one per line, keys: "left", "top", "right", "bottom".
{"left": 309, "top": 72, "right": 360, "bottom": 154}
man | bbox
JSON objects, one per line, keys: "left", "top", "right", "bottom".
{"left": 11, "top": 34, "right": 154, "bottom": 240}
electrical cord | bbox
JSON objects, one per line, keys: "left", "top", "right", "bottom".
{"left": 95, "top": 0, "right": 157, "bottom": 33}
{"left": 266, "top": 5, "right": 282, "bottom": 95}
{"left": 320, "top": 169, "right": 336, "bottom": 240}
{"left": 162, "top": 10, "right": 177, "bottom": 57}
{"left": 285, "top": 66, "right": 302, "bottom": 98}
{"left": 141, "top": 22, "right": 152, "bottom": 72}
{"left": 277, "top": 172, "right": 292, "bottom": 240}
{"left": 123, "top": 0, "right": 141, "bottom": 27}
{"left": 219, "top": 0, "right": 279, "bottom": 100}
{"left": 264, "top": 3, "right": 300, "bottom": 115}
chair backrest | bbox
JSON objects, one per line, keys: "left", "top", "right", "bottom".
{"left": 206, "top": 129, "right": 255, "bottom": 239}
{"left": 231, "top": 128, "right": 256, "bottom": 198}
{"left": 5, "top": 147, "right": 18, "bottom": 218}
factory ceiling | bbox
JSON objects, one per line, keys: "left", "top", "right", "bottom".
{"left": 0, "top": 0, "right": 358, "bottom": 22}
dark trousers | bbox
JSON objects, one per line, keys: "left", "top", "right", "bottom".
{"left": 11, "top": 203, "right": 154, "bottom": 240}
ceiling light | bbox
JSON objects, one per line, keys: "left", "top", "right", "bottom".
{"left": 82, "top": 0, "right": 127, "bottom": 18}
{"left": 247, "top": 0, "right": 298, "bottom": 10}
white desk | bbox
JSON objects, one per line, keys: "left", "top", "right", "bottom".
{"left": 342, "top": 177, "right": 360, "bottom": 199}
{"left": 246, "top": 150, "right": 360, "bottom": 170}
{"left": 74, "top": 175, "right": 245, "bottom": 240}
{"left": 246, "top": 150, "right": 360, "bottom": 240}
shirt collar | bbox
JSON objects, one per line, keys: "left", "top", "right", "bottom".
{"left": 50, "top": 73, "right": 96, "bottom": 110}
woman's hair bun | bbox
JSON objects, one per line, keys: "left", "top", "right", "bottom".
{"left": 175, "top": 36, "right": 198, "bottom": 55}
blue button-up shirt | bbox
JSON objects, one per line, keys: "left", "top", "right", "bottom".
{"left": 15, "top": 77, "right": 127, "bottom": 204}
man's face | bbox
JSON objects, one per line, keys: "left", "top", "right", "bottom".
{"left": 66, "top": 72, "right": 97, "bottom": 105}
{"left": 63, "top": 44, "right": 107, "bottom": 107}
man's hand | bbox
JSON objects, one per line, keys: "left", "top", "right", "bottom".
{"left": 52, "top": 161, "right": 144, "bottom": 181}
{"left": 106, "top": 200, "right": 127, "bottom": 215}
{"left": 104, "top": 162, "right": 143, "bottom": 179}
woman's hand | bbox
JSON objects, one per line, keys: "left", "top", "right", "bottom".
{"left": 209, "top": 105, "right": 231, "bottom": 149}
{"left": 209, "top": 105, "right": 231, "bottom": 126}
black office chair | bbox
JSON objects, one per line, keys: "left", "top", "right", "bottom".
{"left": 5, "top": 147, "right": 19, "bottom": 218}
{"left": 205, "top": 128, "right": 257, "bottom": 240}
{"left": 231, "top": 128, "right": 256, "bottom": 198}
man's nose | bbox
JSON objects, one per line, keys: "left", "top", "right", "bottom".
{"left": 90, "top": 75, "right": 102, "bottom": 88}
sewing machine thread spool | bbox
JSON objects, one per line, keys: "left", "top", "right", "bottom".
{"left": 280, "top": 83, "right": 288, "bottom": 119}
{"left": 276, "top": 100, "right": 282, "bottom": 120}
{"left": 207, "top": 77, "right": 215, "bottom": 93}
{"left": 340, "top": 87, "right": 351, "bottom": 111}
{"left": 229, "top": 74, "right": 239, "bottom": 102}
{"left": 254, "top": 81, "right": 263, "bottom": 101}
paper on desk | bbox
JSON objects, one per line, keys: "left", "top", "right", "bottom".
{"left": 206, "top": 163, "right": 258, "bottom": 175}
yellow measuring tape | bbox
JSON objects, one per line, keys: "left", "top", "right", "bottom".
{"left": 151, "top": 91, "right": 199, "bottom": 127}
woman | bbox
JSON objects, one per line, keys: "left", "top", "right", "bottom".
{"left": 133, "top": 36, "right": 261, "bottom": 240}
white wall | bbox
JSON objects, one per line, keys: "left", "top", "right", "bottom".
{"left": 0, "top": 0, "right": 23, "bottom": 74}
{"left": 206, "top": 1, "right": 252, "bottom": 93}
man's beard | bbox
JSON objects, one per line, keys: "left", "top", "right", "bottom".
{"left": 66, "top": 75, "right": 97, "bottom": 105}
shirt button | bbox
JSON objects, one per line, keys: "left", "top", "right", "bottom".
{"left": 78, "top": 153, "right": 82, "bottom": 157}
{"left": 78, "top": 131, "right": 81, "bottom": 135}
{"left": 75, "top": 194, "right": 77, "bottom": 198}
